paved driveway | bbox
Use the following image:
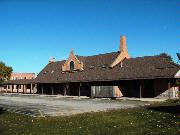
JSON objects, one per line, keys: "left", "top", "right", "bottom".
{"left": 0, "top": 94, "right": 150, "bottom": 117}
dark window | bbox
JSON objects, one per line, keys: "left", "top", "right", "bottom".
{"left": 70, "top": 61, "right": 74, "bottom": 71}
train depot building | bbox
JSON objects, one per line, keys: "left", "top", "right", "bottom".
{"left": 1, "top": 36, "right": 180, "bottom": 99}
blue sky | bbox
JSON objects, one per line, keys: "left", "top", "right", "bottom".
{"left": 0, "top": 0, "right": 179, "bottom": 74}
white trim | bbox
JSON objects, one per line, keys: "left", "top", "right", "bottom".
{"left": 175, "top": 70, "right": 180, "bottom": 78}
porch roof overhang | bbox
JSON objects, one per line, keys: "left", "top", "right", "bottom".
{"left": 35, "top": 75, "right": 176, "bottom": 84}
{"left": 1, "top": 79, "right": 36, "bottom": 85}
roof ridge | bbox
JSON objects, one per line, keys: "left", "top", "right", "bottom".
{"left": 131, "top": 53, "right": 170, "bottom": 59}
{"left": 76, "top": 51, "right": 119, "bottom": 58}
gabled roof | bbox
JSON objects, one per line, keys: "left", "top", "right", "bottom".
{"left": 35, "top": 52, "right": 179, "bottom": 83}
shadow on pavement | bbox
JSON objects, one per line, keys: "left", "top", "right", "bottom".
{"left": 147, "top": 105, "right": 179, "bottom": 115}
{"left": 0, "top": 108, "right": 5, "bottom": 135}
{"left": 0, "top": 108, "right": 5, "bottom": 115}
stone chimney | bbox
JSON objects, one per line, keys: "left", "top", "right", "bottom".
{"left": 49, "top": 57, "right": 55, "bottom": 63}
{"left": 110, "top": 36, "right": 130, "bottom": 68}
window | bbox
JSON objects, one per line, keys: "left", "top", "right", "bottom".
{"left": 70, "top": 61, "right": 74, "bottom": 71}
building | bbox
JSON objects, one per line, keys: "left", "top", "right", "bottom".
{"left": 0, "top": 73, "right": 36, "bottom": 93}
{"left": 10, "top": 73, "right": 35, "bottom": 80}
{"left": 1, "top": 36, "right": 180, "bottom": 98}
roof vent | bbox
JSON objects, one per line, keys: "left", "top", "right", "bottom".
{"left": 101, "top": 64, "right": 107, "bottom": 68}
{"left": 49, "top": 57, "right": 55, "bottom": 63}
{"left": 90, "top": 65, "right": 95, "bottom": 69}
{"left": 51, "top": 70, "right": 54, "bottom": 74}
{"left": 43, "top": 71, "right": 47, "bottom": 75}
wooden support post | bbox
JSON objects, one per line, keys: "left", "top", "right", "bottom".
{"left": 12, "top": 85, "right": 14, "bottom": 93}
{"left": 78, "top": 83, "right": 81, "bottom": 97}
{"left": 1, "top": 85, "right": 4, "bottom": 93}
{"left": 6, "top": 85, "right": 8, "bottom": 93}
{"left": 23, "top": 85, "right": 25, "bottom": 94}
{"left": 25, "top": 85, "right": 27, "bottom": 94}
{"left": 168, "top": 81, "right": 171, "bottom": 99}
{"left": 14, "top": 85, "right": 16, "bottom": 93}
{"left": 64, "top": 84, "right": 67, "bottom": 96}
{"left": 0, "top": 84, "right": 2, "bottom": 93}
{"left": 22, "top": 85, "right": 24, "bottom": 93}
{"left": 21, "top": 85, "right": 23, "bottom": 93}
{"left": 30, "top": 84, "right": 33, "bottom": 94}
{"left": 139, "top": 81, "right": 142, "bottom": 98}
{"left": 33, "top": 84, "right": 36, "bottom": 94}
{"left": 10, "top": 85, "right": 12, "bottom": 93}
{"left": 17, "top": 85, "right": 19, "bottom": 94}
{"left": 41, "top": 85, "right": 44, "bottom": 95}
{"left": 51, "top": 85, "right": 54, "bottom": 95}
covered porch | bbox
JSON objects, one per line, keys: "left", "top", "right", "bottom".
{"left": 36, "top": 78, "right": 178, "bottom": 98}
{"left": 0, "top": 79, "right": 37, "bottom": 94}
{"left": 37, "top": 82, "right": 91, "bottom": 96}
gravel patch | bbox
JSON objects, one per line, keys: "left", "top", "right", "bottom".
{"left": 0, "top": 94, "right": 150, "bottom": 117}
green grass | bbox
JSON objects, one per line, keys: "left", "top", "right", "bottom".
{"left": 0, "top": 100, "right": 179, "bottom": 135}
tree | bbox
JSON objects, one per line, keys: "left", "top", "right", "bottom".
{"left": 0, "top": 62, "right": 13, "bottom": 83}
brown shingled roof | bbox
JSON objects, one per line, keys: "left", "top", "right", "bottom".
{"left": 2, "top": 79, "right": 36, "bottom": 85}
{"left": 35, "top": 52, "right": 179, "bottom": 83}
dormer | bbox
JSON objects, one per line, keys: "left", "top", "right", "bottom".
{"left": 110, "top": 36, "right": 130, "bottom": 68}
{"left": 62, "top": 50, "right": 84, "bottom": 72}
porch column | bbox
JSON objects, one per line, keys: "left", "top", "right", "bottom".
{"left": 0, "top": 84, "right": 1, "bottom": 93}
{"left": 51, "top": 85, "right": 54, "bottom": 95}
{"left": 23, "top": 84, "right": 26, "bottom": 93}
{"left": 23, "top": 85, "right": 25, "bottom": 94}
{"left": 14, "top": 85, "right": 17, "bottom": 93}
{"left": 1, "top": 85, "right": 4, "bottom": 93}
{"left": 78, "top": 83, "right": 81, "bottom": 97}
{"left": 64, "top": 84, "right": 67, "bottom": 96}
{"left": 10, "top": 85, "right": 12, "bottom": 93}
{"left": 168, "top": 81, "right": 171, "bottom": 99}
{"left": 30, "top": 84, "right": 33, "bottom": 94}
{"left": 41, "top": 85, "right": 44, "bottom": 95}
{"left": 139, "top": 81, "right": 142, "bottom": 98}
{"left": 24, "top": 85, "right": 27, "bottom": 94}
{"left": 21, "top": 85, "right": 23, "bottom": 93}
{"left": 17, "top": 85, "right": 19, "bottom": 94}
{"left": 6, "top": 85, "right": 8, "bottom": 93}
{"left": 33, "top": 84, "right": 37, "bottom": 94}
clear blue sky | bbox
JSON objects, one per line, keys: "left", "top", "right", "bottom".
{"left": 0, "top": 0, "right": 179, "bottom": 74}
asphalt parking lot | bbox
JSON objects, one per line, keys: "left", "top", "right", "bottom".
{"left": 0, "top": 94, "right": 151, "bottom": 117}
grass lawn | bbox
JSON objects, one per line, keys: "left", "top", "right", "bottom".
{"left": 0, "top": 100, "right": 179, "bottom": 135}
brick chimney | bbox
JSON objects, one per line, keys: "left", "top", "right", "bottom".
{"left": 110, "top": 36, "right": 130, "bottom": 68}
{"left": 120, "top": 36, "right": 128, "bottom": 52}
{"left": 49, "top": 57, "right": 55, "bottom": 63}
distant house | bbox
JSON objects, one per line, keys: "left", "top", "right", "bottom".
{"left": 10, "top": 73, "right": 35, "bottom": 80}
{"left": 1, "top": 36, "right": 180, "bottom": 98}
